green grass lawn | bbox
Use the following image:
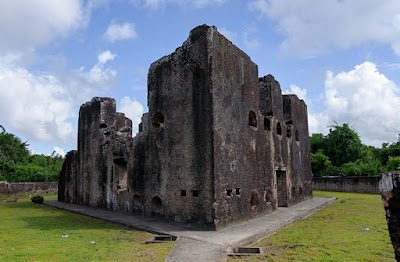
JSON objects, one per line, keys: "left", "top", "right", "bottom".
{"left": 0, "top": 195, "right": 174, "bottom": 262}
{"left": 230, "top": 191, "right": 394, "bottom": 262}
{"left": 1, "top": 192, "right": 395, "bottom": 261}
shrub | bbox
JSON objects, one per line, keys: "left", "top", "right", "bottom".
{"left": 31, "top": 195, "right": 44, "bottom": 204}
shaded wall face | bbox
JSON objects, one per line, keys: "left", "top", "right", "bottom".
{"left": 58, "top": 150, "right": 78, "bottom": 203}
{"left": 77, "top": 98, "right": 117, "bottom": 207}
{"left": 143, "top": 25, "right": 214, "bottom": 226}
{"left": 211, "top": 30, "right": 275, "bottom": 228}
{"left": 282, "top": 95, "right": 313, "bottom": 204}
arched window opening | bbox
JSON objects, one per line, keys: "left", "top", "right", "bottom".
{"left": 250, "top": 192, "right": 259, "bottom": 208}
{"left": 265, "top": 191, "right": 273, "bottom": 203}
{"left": 276, "top": 122, "right": 282, "bottom": 135}
{"left": 295, "top": 130, "right": 299, "bottom": 141}
{"left": 151, "top": 196, "right": 162, "bottom": 210}
{"left": 248, "top": 111, "right": 257, "bottom": 127}
{"left": 264, "top": 117, "right": 271, "bottom": 131}
{"left": 152, "top": 112, "right": 164, "bottom": 128}
{"left": 132, "top": 195, "right": 141, "bottom": 207}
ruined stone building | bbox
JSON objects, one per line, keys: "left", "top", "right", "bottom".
{"left": 58, "top": 25, "right": 313, "bottom": 229}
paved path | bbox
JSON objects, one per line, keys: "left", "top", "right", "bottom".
{"left": 45, "top": 197, "right": 336, "bottom": 261}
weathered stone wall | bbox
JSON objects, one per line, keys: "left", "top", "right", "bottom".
{"left": 0, "top": 181, "right": 58, "bottom": 197}
{"left": 58, "top": 24, "right": 313, "bottom": 230}
{"left": 283, "top": 95, "right": 313, "bottom": 204}
{"left": 379, "top": 172, "right": 400, "bottom": 260}
{"left": 58, "top": 150, "right": 78, "bottom": 202}
{"left": 313, "top": 176, "right": 380, "bottom": 194}
{"left": 211, "top": 28, "right": 275, "bottom": 227}
{"left": 143, "top": 25, "right": 215, "bottom": 226}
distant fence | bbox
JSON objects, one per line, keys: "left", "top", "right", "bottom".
{"left": 312, "top": 176, "right": 380, "bottom": 194}
{"left": 0, "top": 181, "right": 58, "bottom": 197}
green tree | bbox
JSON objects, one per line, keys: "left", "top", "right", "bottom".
{"left": 324, "top": 123, "right": 362, "bottom": 167}
{"left": 0, "top": 125, "right": 64, "bottom": 182}
{"left": 311, "top": 150, "right": 335, "bottom": 176}
{"left": 310, "top": 133, "right": 326, "bottom": 154}
{"left": 0, "top": 125, "right": 30, "bottom": 164}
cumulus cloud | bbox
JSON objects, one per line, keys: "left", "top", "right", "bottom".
{"left": 283, "top": 84, "right": 307, "bottom": 101}
{"left": 131, "top": 0, "right": 226, "bottom": 9}
{"left": 0, "top": 65, "right": 74, "bottom": 143}
{"left": 103, "top": 21, "right": 138, "bottom": 42}
{"left": 85, "top": 50, "right": 117, "bottom": 84}
{"left": 53, "top": 146, "right": 66, "bottom": 157}
{"left": 0, "top": 50, "right": 118, "bottom": 150}
{"left": 118, "top": 96, "right": 145, "bottom": 135}
{"left": 310, "top": 61, "right": 400, "bottom": 147}
{"left": 0, "top": 1, "right": 85, "bottom": 54}
{"left": 249, "top": 0, "right": 400, "bottom": 56}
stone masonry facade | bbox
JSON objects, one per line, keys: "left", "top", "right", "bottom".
{"left": 380, "top": 172, "right": 400, "bottom": 261}
{"left": 58, "top": 25, "right": 313, "bottom": 229}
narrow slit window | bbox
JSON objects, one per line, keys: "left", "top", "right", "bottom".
{"left": 264, "top": 117, "right": 271, "bottom": 131}
{"left": 276, "top": 122, "right": 282, "bottom": 135}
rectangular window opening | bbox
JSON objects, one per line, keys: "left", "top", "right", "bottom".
{"left": 180, "top": 190, "right": 186, "bottom": 196}
{"left": 192, "top": 190, "right": 199, "bottom": 197}
{"left": 236, "top": 188, "right": 241, "bottom": 195}
{"left": 226, "top": 189, "right": 233, "bottom": 196}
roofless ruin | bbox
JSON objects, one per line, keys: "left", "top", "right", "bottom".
{"left": 58, "top": 25, "right": 313, "bottom": 229}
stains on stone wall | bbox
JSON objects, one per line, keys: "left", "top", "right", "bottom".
{"left": 58, "top": 24, "right": 313, "bottom": 229}
{"left": 380, "top": 172, "right": 400, "bottom": 260}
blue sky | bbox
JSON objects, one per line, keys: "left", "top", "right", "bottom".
{"left": 1, "top": 0, "right": 400, "bottom": 156}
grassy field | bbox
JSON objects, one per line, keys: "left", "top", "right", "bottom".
{"left": 230, "top": 191, "right": 394, "bottom": 262}
{"left": 0, "top": 194, "right": 174, "bottom": 262}
{"left": 0, "top": 192, "right": 395, "bottom": 261}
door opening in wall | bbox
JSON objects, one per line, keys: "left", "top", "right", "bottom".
{"left": 276, "top": 170, "right": 288, "bottom": 207}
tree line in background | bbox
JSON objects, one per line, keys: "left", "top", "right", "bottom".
{"left": 311, "top": 123, "right": 400, "bottom": 177}
{"left": 0, "top": 125, "right": 63, "bottom": 182}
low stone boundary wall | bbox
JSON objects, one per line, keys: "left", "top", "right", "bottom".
{"left": 0, "top": 181, "right": 58, "bottom": 196}
{"left": 312, "top": 176, "right": 380, "bottom": 194}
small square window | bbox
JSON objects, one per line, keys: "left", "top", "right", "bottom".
{"left": 226, "top": 189, "right": 232, "bottom": 196}
{"left": 180, "top": 190, "right": 186, "bottom": 196}
{"left": 192, "top": 190, "right": 199, "bottom": 197}
{"left": 236, "top": 188, "right": 241, "bottom": 195}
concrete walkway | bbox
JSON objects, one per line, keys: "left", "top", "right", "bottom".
{"left": 45, "top": 197, "right": 336, "bottom": 262}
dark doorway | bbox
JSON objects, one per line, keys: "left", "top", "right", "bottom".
{"left": 276, "top": 170, "right": 288, "bottom": 207}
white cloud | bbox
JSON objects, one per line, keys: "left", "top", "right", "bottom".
{"left": 0, "top": 51, "right": 118, "bottom": 150}
{"left": 283, "top": 84, "right": 307, "bottom": 101}
{"left": 131, "top": 0, "right": 225, "bottom": 9}
{"left": 98, "top": 50, "right": 116, "bottom": 64}
{"left": 53, "top": 146, "right": 66, "bottom": 157}
{"left": 69, "top": 50, "right": 117, "bottom": 95}
{"left": 249, "top": 0, "right": 400, "bottom": 56}
{"left": 310, "top": 61, "right": 400, "bottom": 147}
{"left": 103, "top": 22, "right": 138, "bottom": 42}
{"left": 0, "top": 65, "right": 75, "bottom": 144}
{"left": 0, "top": 1, "right": 85, "bottom": 54}
{"left": 118, "top": 96, "right": 145, "bottom": 135}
